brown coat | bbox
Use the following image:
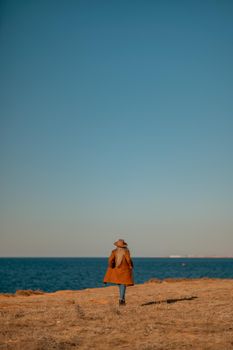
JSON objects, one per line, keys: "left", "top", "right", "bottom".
{"left": 103, "top": 249, "right": 134, "bottom": 285}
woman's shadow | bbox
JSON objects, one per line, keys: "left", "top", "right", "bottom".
{"left": 141, "top": 295, "right": 198, "bottom": 306}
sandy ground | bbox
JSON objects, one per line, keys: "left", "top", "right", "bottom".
{"left": 0, "top": 279, "right": 233, "bottom": 350}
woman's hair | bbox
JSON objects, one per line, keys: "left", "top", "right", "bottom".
{"left": 115, "top": 247, "right": 128, "bottom": 267}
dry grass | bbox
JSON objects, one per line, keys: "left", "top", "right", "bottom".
{"left": 15, "top": 290, "right": 44, "bottom": 296}
{"left": 0, "top": 279, "right": 233, "bottom": 349}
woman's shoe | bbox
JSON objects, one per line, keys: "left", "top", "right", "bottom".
{"left": 119, "top": 299, "right": 126, "bottom": 306}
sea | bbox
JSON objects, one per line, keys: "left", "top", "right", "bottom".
{"left": 0, "top": 257, "right": 233, "bottom": 293}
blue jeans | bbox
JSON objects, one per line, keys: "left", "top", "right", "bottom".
{"left": 118, "top": 284, "right": 126, "bottom": 300}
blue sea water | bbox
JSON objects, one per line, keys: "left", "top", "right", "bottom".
{"left": 0, "top": 258, "right": 233, "bottom": 293}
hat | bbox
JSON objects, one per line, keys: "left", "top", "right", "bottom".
{"left": 114, "top": 239, "right": 128, "bottom": 248}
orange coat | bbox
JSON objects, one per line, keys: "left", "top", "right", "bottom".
{"left": 103, "top": 249, "right": 134, "bottom": 286}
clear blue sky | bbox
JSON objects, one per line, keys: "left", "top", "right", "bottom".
{"left": 1, "top": 0, "right": 232, "bottom": 257}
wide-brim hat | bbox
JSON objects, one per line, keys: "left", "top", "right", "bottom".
{"left": 114, "top": 239, "right": 128, "bottom": 248}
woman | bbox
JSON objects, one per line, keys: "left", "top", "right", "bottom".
{"left": 103, "top": 239, "right": 134, "bottom": 305}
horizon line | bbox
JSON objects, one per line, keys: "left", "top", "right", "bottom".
{"left": 1, "top": 256, "right": 233, "bottom": 259}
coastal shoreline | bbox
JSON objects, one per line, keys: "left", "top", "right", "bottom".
{"left": 1, "top": 278, "right": 233, "bottom": 349}
{"left": 1, "top": 277, "right": 231, "bottom": 296}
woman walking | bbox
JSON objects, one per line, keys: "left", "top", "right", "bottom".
{"left": 103, "top": 239, "right": 134, "bottom": 305}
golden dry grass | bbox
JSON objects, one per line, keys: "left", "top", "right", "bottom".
{"left": 0, "top": 279, "right": 233, "bottom": 350}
